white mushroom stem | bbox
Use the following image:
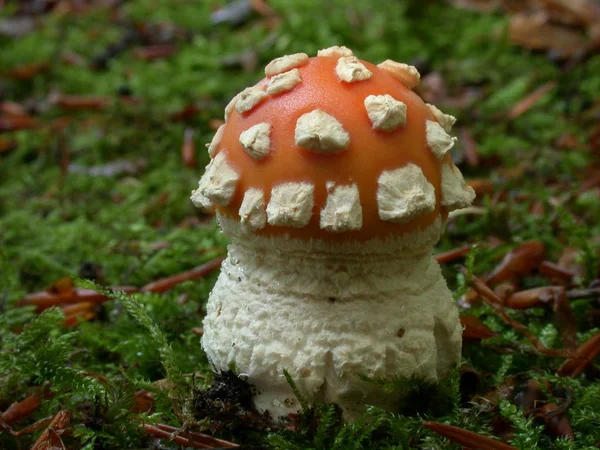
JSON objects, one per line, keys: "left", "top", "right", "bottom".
{"left": 202, "top": 216, "right": 462, "bottom": 422}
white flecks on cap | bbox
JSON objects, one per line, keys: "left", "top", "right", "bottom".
{"left": 377, "top": 163, "right": 436, "bottom": 223}
{"left": 235, "top": 86, "right": 267, "bottom": 115}
{"left": 207, "top": 124, "right": 225, "bottom": 157}
{"left": 335, "top": 56, "right": 372, "bottom": 83}
{"left": 317, "top": 46, "right": 354, "bottom": 58}
{"left": 265, "top": 53, "right": 309, "bottom": 77}
{"left": 224, "top": 93, "right": 239, "bottom": 121}
{"left": 377, "top": 60, "right": 420, "bottom": 89}
{"left": 195, "top": 151, "right": 239, "bottom": 206}
{"left": 320, "top": 183, "right": 362, "bottom": 232}
{"left": 239, "top": 188, "right": 267, "bottom": 230}
{"left": 239, "top": 122, "right": 272, "bottom": 160}
{"left": 426, "top": 103, "right": 456, "bottom": 133}
{"left": 266, "top": 68, "right": 302, "bottom": 95}
{"left": 426, "top": 120, "right": 457, "bottom": 160}
{"left": 266, "top": 182, "right": 314, "bottom": 228}
{"left": 441, "top": 163, "right": 476, "bottom": 211}
{"left": 295, "top": 109, "right": 350, "bottom": 154}
{"left": 364, "top": 94, "right": 407, "bottom": 131}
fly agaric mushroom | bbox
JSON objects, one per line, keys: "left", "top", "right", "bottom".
{"left": 191, "top": 46, "right": 475, "bottom": 421}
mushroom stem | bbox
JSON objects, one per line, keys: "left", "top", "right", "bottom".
{"left": 202, "top": 216, "right": 462, "bottom": 421}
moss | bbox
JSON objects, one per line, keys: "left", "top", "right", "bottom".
{"left": 1, "top": 0, "right": 599, "bottom": 448}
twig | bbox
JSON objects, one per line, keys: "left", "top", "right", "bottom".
{"left": 423, "top": 421, "right": 517, "bottom": 449}
{"left": 434, "top": 245, "right": 472, "bottom": 264}
{"left": 141, "top": 423, "right": 239, "bottom": 448}
{"left": 557, "top": 332, "right": 600, "bottom": 377}
{"left": 464, "top": 271, "right": 570, "bottom": 357}
{"left": 140, "top": 257, "right": 225, "bottom": 293}
{"left": 538, "top": 261, "right": 576, "bottom": 280}
{"left": 566, "top": 287, "right": 600, "bottom": 300}
{"left": 19, "top": 286, "right": 138, "bottom": 311}
{"left": 508, "top": 81, "right": 556, "bottom": 119}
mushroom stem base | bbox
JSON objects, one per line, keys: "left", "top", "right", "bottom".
{"left": 202, "top": 220, "right": 461, "bottom": 422}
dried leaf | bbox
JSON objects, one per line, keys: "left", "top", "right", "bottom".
{"left": 47, "top": 277, "right": 75, "bottom": 295}
{"left": 0, "top": 137, "right": 18, "bottom": 154}
{"left": 133, "top": 390, "right": 155, "bottom": 413}
{"left": 0, "top": 115, "right": 39, "bottom": 132}
{"left": 30, "top": 410, "right": 71, "bottom": 450}
{"left": 468, "top": 178, "right": 496, "bottom": 197}
{"left": 486, "top": 241, "right": 546, "bottom": 285}
{"left": 461, "top": 314, "right": 498, "bottom": 340}
{"left": 7, "top": 61, "right": 50, "bottom": 80}
{"left": 0, "top": 392, "right": 42, "bottom": 425}
{"left": 509, "top": 12, "right": 589, "bottom": 59}
{"left": 504, "top": 286, "right": 564, "bottom": 309}
{"left": 514, "top": 379, "right": 546, "bottom": 416}
{"left": 536, "top": 402, "right": 575, "bottom": 440}
{"left": 62, "top": 302, "right": 96, "bottom": 327}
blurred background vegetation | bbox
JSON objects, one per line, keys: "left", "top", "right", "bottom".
{"left": 1, "top": 0, "right": 600, "bottom": 448}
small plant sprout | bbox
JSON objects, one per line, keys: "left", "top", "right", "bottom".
{"left": 191, "top": 46, "right": 475, "bottom": 421}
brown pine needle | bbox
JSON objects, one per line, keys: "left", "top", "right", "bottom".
{"left": 423, "top": 421, "right": 517, "bottom": 449}
{"left": 465, "top": 271, "right": 570, "bottom": 358}
{"left": 140, "top": 256, "right": 225, "bottom": 293}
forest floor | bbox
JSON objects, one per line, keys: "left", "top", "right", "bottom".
{"left": 1, "top": 0, "right": 600, "bottom": 448}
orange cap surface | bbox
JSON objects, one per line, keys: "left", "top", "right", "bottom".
{"left": 193, "top": 49, "right": 474, "bottom": 241}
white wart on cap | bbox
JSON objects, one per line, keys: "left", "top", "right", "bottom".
{"left": 235, "top": 87, "right": 267, "bottom": 115}
{"left": 239, "top": 188, "right": 267, "bottom": 230}
{"left": 317, "top": 46, "right": 354, "bottom": 57}
{"left": 426, "top": 104, "right": 456, "bottom": 133}
{"left": 194, "top": 151, "right": 239, "bottom": 207}
{"left": 441, "top": 163, "right": 476, "bottom": 211}
{"left": 364, "top": 94, "right": 407, "bottom": 131}
{"left": 335, "top": 56, "right": 372, "bottom": 83}
{"left": 207, "top": 124, "right": 225, "bottom": 157}
{"left": 295, "top": 109, "right": 350, "bottom": 153}
{"left": 377, "top": 164, "right": 436, "bottom": 223}
{"left": 266, "top": 182, "right": 315, "bottom": 227}
{"left": 265, "top": 53, "right": 309, "bottom": 77}
{"left": 267, "top": 69, "right": 302, "bottom": 95}
{"left": 320, "top": 183, "right": 363, "bottom": 232}
{"left": 377, "top": 60, "right": 420, "bottom": 89}
{"left": 426, "top": 121, "right": 456, "bottom": 160}
{"left": 239, "top": 123, "right": 272, "bottom": 160}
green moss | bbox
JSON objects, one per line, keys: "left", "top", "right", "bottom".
{"left": 1, "top": 0, "right": 599, "bottom": 448}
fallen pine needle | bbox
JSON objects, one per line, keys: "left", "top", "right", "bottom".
{"left": 140, "top": 256, "right": 225, "bottom": 293}
{"left": 464, "top": 271, "right": 570, "bottom": 358}
{"left": 423, "top": 421, "right": 517, "bottom": 449}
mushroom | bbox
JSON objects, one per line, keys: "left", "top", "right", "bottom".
{"left": 191, "top": 47, "right": 475, "bottom": 421}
